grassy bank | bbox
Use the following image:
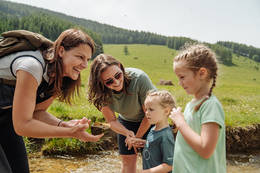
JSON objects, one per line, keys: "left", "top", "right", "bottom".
{"left": 26, "top": 44, "right": 260, "bottom": 154}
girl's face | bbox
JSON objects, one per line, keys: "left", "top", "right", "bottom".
{"left": 100, "top": 65, "right": 124, "bottom": 92}
{"left": 59, "top": 44, "right": 92, "bottom": 80}
{"left": 174, "top": 61, "right": 203, "bottom": 97}
{"left": 144, "top": 96, "right": 167, "bottom": 125}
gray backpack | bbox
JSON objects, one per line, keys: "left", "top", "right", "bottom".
{"left": 0, "top": 30, "right": 53, "bottom": 109}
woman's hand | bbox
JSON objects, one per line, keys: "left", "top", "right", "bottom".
{"left": 169, "top": 107, "right": 185, "bottom": 129}
{"left": 125, "top": 130, "right": 137, "bottom": 152}
{"left": 61, "top": 117, "right": 103, "bottom": 142}
{"left": 70, "top": 123, "right": 104, "bottom": 142}
{"left": 131, "top": 137, "right": 146, "bottom": 148}
{"left": 60, "top": 117, "right": 91, "bottom": 128}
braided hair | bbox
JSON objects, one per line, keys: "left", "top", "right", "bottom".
{"left": 174, "top": 43, "right": 218, "bottom": 112}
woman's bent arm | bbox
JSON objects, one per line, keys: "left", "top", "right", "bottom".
{"left": 101, "top": 106, "right": 134, "bottom": 137}
{"left": 13, "top": 70, "right": 69, "bottom": 137}
{"left": 135, "top": 105, "right": 150, "bottom": 138}
{"left": 12, "top": 70, "right": 103, "bottom": 142}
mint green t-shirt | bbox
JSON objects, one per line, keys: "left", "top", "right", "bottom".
{"left": 173, "top": 95, "right": 226, "bottom": 173}
{"left": 108, "top": 68, "right": 156, "bottom": 122}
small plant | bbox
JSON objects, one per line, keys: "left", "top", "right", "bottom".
{"left": 41, "top": 138, "right": 104, "bottom": 156}
{"left": 124, "top": 45, "right": 129, "bottom": 55}
{"left": 221, "top": 97, "right": 237, "bottom": 105}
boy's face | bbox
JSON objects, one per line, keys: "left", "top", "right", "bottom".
{"left": 144, "top": 96, "right": 167, "bottom": 125}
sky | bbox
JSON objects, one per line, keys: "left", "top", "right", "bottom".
{"left": 8, "top": 0, "right": 260, "bottom": 48}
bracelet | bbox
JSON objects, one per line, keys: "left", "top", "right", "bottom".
{"left": 57, "top": 120, "right": 63, "bottom": 127}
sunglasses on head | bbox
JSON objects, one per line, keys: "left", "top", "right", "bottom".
{"left": 104, "top": 72, "right": 123, "bottom": 86}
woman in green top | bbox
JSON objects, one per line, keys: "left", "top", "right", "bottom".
{"left": 88, "top": 54, "right": 156, "bottom": 173}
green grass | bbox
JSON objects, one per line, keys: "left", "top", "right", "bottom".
{"left": 49, "top": 44, "right": 260, "bottom": 127}
{"left": 101, "top": 44, "right": 260, "bottom": 127}
{"left": 36, "top": 44, "right": 260, "bottom": 154}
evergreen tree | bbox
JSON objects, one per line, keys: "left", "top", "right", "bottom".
{"left": 253, "top": 55, "right": 260, "bottom": 62}
{"left": 124, "top": 45, "right": 129, "bottom": 55}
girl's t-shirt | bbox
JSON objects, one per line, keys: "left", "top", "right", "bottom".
{"left": 173, "top": 95, "right": 226, "bottom": 173}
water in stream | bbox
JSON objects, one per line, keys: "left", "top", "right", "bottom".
{"left": 29, "top": 150, "right": 260, "bottom": 173}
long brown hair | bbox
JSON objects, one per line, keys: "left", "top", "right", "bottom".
{"left": 174, "top": 43, "right": 218, "bottom": 112}
{"left": 88, "top": 54, "right": 131, "bottom": 110}
{"left": 44, "top": 28, "right": 95, "bottom": 104}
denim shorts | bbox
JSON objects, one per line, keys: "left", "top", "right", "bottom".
{"left": 117, "top": 116, "right": 151, "bottom": 155}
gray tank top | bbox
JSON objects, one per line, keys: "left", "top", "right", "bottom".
{"left": 0, "top": 50, "right": 48, "bottom": 85}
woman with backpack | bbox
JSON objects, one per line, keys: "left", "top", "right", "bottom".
{"left": 0, "top": 28, "right": 103, "bottom": 173}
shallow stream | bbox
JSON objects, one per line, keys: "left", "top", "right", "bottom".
{"left": 29, "top": 150, "right": 260, "bottom": 173}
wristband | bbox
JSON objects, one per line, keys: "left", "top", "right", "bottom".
{"left": 57, "top": 120, "right": 63, "bottom": 127}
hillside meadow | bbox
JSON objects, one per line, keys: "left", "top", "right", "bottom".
{"left": 49, "top": 44, "right": 260, "bottom": 127}
{"left": 29, "top": 44, "right": 260, "bottom": 154}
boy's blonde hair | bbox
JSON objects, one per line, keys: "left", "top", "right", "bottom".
{"left": 146, "top": 90, "right": 176, "bottom": 114}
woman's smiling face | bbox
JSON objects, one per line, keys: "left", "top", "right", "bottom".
{"left": 101, "top": 65, "right": 124, "bottom": 92}
{"left": 59, "top": 44, "right": 92, "bottom": 80}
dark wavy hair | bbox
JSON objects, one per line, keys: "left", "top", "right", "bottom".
{"left": 88, "top": 54, "right": 131, "bottom": 110}
{"left": 44, "top": 28, "right": 95, "bottom": 104}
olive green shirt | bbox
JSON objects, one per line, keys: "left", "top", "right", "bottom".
{"left": 108, "top": 68, "right": 156, "bottom": 122}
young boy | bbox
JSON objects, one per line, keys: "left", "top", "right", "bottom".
{"left": 132, "top": 90, "right": 175, "bottom": 173}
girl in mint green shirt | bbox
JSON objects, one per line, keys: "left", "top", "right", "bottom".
{"left": 170, "top": 44, "right": 226, "bottom": 173}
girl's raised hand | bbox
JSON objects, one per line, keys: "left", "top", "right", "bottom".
{"left": 170, "top": 107, "right": 185, "bottom": 129}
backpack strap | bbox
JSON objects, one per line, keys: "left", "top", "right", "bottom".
{"left": 0, "top": 54, "right": 50, "bottom": 109}
{"left": 0, "top": 78, "right": 53, "bottom": 109}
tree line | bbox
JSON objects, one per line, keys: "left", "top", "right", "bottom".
{"left": 0, "top": 11, "right": 103, "bottom": 58}
{"left": 217, "top": 41, "right": 260, "bottom": 62}
{"left": 1, "top": 0, "right": 259, "bottom": 64}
